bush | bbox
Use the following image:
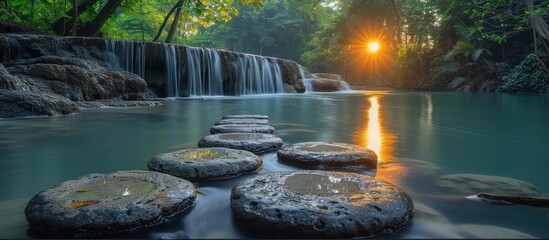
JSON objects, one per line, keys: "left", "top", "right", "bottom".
{"left": 498, "top": 53, "right": 549, "bottom": 93}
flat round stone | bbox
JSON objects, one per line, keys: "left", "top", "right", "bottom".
{"left": 210, "top": 124, "right": 275, "bottom": 134}
{"left": 148, "top": 148, "right": 262, "bottom": 181}
{"left": 231, "top": 170, "right": 414, "bottom": 238}
{"left": 277, "top": 142, "right": 378, "bottom": 169}
{"left": 24, "top": 171, "right": 196, "bottom": 238}
{"left": 214, "top": 119, "right": 270, "bottom": 126}
{"left": 198, "top": 133, "right": 283, "bottom": 154}
{"left": 222, "top": 114, "right": 268, "bottom": 120}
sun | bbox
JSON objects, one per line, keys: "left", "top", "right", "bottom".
{"left": 367, "top": 41, "right": 380, "bottom": 53}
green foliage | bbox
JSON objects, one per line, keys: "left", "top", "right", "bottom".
{"left": 499, "top": 53, "right": 549, "bottom": 93}
{"left": 186, "top": 0, "right": 318, "bottom": 62}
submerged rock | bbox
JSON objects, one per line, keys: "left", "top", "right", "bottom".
{"left": 214, "top": 118, "right": 269, "bottom": 126}
{"left": 210, "top": 124, "right": 275, "bottom": 134}
{"left": 230, "top": 170, "right": 414, "bottom": 238}
{"left": 376, "top": 158, "right": 444, "bottom": 192}
{"left": 148, "top": 147, "right": 262, "bottom": 181}
{"left": 24, "top": 171, "right": 196, "bottom": 238}
{"left": 436, "top": 173, "right": 540, "bottom": 196}
{"left": 198, "top": 133, "right": 283, "bottom": 154}
{"left": 277, "top": 142, "right": 378, "bottom": 169}
{"left": 456, "top": 224, "right": 535, "bottom": 239}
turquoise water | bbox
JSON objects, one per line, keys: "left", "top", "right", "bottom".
{"left": 1, "top": 91, "right": 548, "bottom": 238}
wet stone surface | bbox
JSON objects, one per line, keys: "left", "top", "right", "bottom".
{"left": 148, "top": 148, "right": 262, "bottom": 181}
{"left": 277, "top": 142, "right": 378, "bottom": 169}
{"left": 230, "top": 170, "right": 414, "bottom": 238}
{"left": 210, "top": 124, "right": 275, "bottom": 134}
{"left": 222, "top": 114, "right": 268, "bottom": 120}
{"left": 24, "top": 171, "right": 196, "bottom": 238}
{"left": 198, "top": 133, "right": 283, "bottom": 154}
{"left": 214, "top": 119, "right": 270, "bottom": 126}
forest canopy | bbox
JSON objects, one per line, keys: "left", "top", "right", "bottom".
{"left": 1, "top": 0, "right": 548, "bottom": 93}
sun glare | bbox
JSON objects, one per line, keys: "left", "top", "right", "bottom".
{"left": 367, "top": 41, "right": 380, "bottom": 53}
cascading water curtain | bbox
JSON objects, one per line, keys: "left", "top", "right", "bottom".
{"left": 186, "top": 47, "right": 223, "bottom": 96}
{"left": 104, "top": 40, "right": 146, "bottom": 79}
{"left": 164, "top": 44, "right": 179, "bottom": 98}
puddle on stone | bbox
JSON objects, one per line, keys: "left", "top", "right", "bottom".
{"left": 284, "top": 174, "right": 361, "bottom": 195}
{"left": 217, "top": 133, "right": 267, "bottom": 141}
{"left": 301, "top": 143, "right": 350, "bottom": 152}
{"left": 63, "top": 178, "right": 157, "bottom": 201}
{"left": 176, "top": 149, "right": 229, "bottom": 160}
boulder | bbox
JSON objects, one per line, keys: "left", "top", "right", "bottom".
{"left": 231, "top": 170, "right": 414, "bottom": 238}
{"left": 198, "top": 133, "right": 283, "bottom": 154}
{"left": 24, "top": 171, "right": 196, "bottom": 238}
{"left": 148, "top": 148, "right": 262, "bottom": 181}
{"left": 310, "top": 78, "right": 342, "bottom": 92}
{"left": 277, "top": 142, "right": 378, "bottom": 169}
{"left": 312, "top": 73, "right": 342, "bottom": 81}
{"left": 0, "top": 89, "right": 79, "bottom": 118}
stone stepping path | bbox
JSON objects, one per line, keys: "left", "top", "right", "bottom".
{"left": 148, "top": 148, "right": 262, "bottom": 181}
{"left": 24, "top": 171, "right": 196, "bottom": 238}
{"left": 210, "top": 124, "right": 275, "bottom": 134}
{"left": 199, "top": 114, "right": 283, "bottom": 153}
{"left": 230, "top": 170, "right": 414, "bottom": 238}
{"left": 277, "top": 142, "right": 378, "bottom": 169}
{"left": 199, "top": 133, "right": 283, "bottom": 154}
{"left": 214, "top": 119, "right": 269, "bottom": 125}
{"left": 223, "top": 114, "right": 268, "bottom": 120}
{"left": 210, "top": 115, "right": 276, "bottom": 135}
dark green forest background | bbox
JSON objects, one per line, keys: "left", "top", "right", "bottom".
{"left": 2, "top": 0, "right": 548, "bottom": 92}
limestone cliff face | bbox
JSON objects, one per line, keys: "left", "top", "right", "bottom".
{"left": 1, "top": 34, "right": 306, "bottom": 97}
{"left": 0, "top": 34, "right": 308, "bottom": 117}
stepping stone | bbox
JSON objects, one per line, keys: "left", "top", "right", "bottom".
{"left": 277, "top": 142, "right": 378, "bottom": 169}
{"left": 148, "top": 148, "right": 262, "bottom": 181}
{"left": 436, "top": 173, "right": 540, "bottom": 196}
{"left": 222, "top": 114, "right": 268, "bottom": 120}
{"left": 231, "top": 170, "right": 414, "bottom": 238}
{"left": 214, "top": 119, "right": 270, "bottom": 126}
{"left": 198, "top": 133, "right": 283, "bottom": 154}
{"left": 24, "top": 171, "right": 196, "bottom": 238}
{"left": 210, "top": 124, "right": 275, "bottom": 134}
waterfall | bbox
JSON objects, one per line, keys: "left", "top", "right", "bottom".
{"left": 104, "top": 40, "right": 145, "bottom": 79}
{"left": 299, "top": 65, "right": 313, "bottom": 92}
{"left": 234, "top": 54, "right": 284, "bottom": 95}
{"left": 186, "top": 47, "right": 223, "bottom": 96}
{"left": 165, "top": 44, "right": 179, "bottom": 98}
{"left": 273, "top": 60, "right": 284, "bottom": 93}
{"left": 340, "top": 81, "right": 352, "bottom": 91}
{"left": 104, "top": 40, "right": 287, "bottom": 97}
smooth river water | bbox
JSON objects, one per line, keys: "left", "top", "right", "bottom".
{"left": 1, "top": 91, "right": 548, "bottom": 238}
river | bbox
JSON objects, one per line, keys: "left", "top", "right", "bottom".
{"left": 1, "top": 91, "right": 548, "bottom": 238}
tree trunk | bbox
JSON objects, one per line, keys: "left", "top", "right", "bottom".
{"left": 153, "top": 0, "right": 184, "bottom": 42}
{"left": 166, "top": 5, "right": 183, "bottom": 43}
{"left": 525, "top": 0, "right": 549, "bottom": 74}
{"left": 50, "top": 0, "right": 99, "bottom": 36}
{"left": 78, "top": 0, "right": 123, "bottom": 37}
{"left": 5, "top": 0, "right": 10, "bottom": 21}
{"left": 71, "top": 0, "right": 77, "bottom": 36}
{"left": 391, "top": 0, "right": 402, "bottom": 45}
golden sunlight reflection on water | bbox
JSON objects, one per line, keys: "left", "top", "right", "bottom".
{"left": 354, "top": 95, "right": 396, "bottom": 164}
